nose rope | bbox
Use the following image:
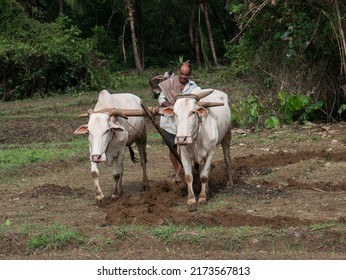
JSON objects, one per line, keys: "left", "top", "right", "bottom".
{"left": 190, "top": 112, "right": 200, "bottom": 139}
{"left": 175, "top": 110, "right": 201, "bottom": 140}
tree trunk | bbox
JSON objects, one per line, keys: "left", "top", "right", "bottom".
{"left": 121, "top": 21, "right": 128, "bottom": 64}
{"left": 203, "top": 1, "right": 219, "bottom": 67}
{"left": 59, "top": 0, "right": 63, "bottom": 14}
{"left": 106, "top": 5, "right": 117, "bottom": 36}
{"left": 190, "top": 1, "right": 202, "bottom": 69}
{"left": 137, "top": 0, "right": 145, "bottom": 69}
{"left": 126, "top": 0, "right": 143, "bottom": 73}
{"left": 335, "top": 0, "right": 346, "bottom": 78}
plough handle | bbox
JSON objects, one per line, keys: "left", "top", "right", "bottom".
{"left": 141, "top": 102, "right": 182, "bottom": 165}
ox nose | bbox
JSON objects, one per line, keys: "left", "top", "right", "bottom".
{"left": 175, "top": 136, "right": 188, "bottom": 145}
{"left": 91, "top": 154, "right": 102, "bottom": 163}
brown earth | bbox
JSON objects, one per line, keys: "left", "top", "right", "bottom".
{"left": 0, "top": 95, "right": 345, "bottom": 260}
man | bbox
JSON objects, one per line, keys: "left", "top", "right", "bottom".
{"left": 158, "top": 62, "right": 197, "bottom": 182}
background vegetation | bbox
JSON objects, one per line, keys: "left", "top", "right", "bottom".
{"left": 1, "top": 0, "right": 346, "bottom": 126}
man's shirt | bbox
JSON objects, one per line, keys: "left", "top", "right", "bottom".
{"left": 158, "top": 79, "right": 197, "bottom": 134}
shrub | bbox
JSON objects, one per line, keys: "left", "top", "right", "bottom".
{"left": 0, "top": 1, "right": 115, "bottom": 101}
{"left": 278, "top": 91, "right": 324, "bottom": 124}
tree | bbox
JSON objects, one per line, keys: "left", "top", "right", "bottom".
{"left": 189, "top": 0, "right": 221, "bottom": 68}
{"left": 125, "top": 0, "right": 143, "bottom": 73}
{"left": 333, "top": 0, "right": 346, "bottom": 80}
{"left": 202, "top": 1, "right": 219, "bottom": 67}
{"left": 190, "top": 1, "right": 202, "bottom": 68}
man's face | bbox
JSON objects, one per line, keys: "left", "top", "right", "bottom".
{"left": 178, "top": 67, "right": 191, "bottom": 85}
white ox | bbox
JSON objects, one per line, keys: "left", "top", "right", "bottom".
{"left": 160, "top": 88, "right": 233, "bottom": 211}
{"left": 74, "top": 90, "right": 149, "bottom": 206}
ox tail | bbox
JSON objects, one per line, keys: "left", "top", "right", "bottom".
{"left": 128, "top": 146, "right": 138, "bottom": 163}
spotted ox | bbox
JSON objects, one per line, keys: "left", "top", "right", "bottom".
{"left": 74, "top": 90, "right": 149, "bottom": 206}
{"left": 160, "top": 87, "right": 233, "bottom": 211}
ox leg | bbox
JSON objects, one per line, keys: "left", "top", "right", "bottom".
{"left": 185, "top": 173, "right": 197, "bottom": 212}
{"left": 221, "top": 128, "right": 233, "bottom": 186}
{"left": 135, "top": 137, "right": 149, "bottom": 191}
{"left": 111, "top": 158, "right": 124, "bottom": 200}
{"left": 181, "top": 156, "right": 197, "bottom": 211}
{"left": 91, "top": 162, "right": 105, "bottom": 205}
{"left": 198, "top": 176, "right": 209, "bottom": 205}
{"left": 198, "top": 155, "right": 214, "bottom": 206}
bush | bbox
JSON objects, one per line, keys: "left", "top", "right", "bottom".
{"left": 278, "top": 91, "right": 324, "bottom": 124}
{"left": 0, "top": 1, "right": 118, "bottom": 101}
{"left": 224, "top": 1, "right": 343, "bottom": 121}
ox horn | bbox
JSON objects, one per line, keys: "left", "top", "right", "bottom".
{"left": 78, "top": 109, "right": 94, "bottom": 117}
{"left": 197, "top": 101, "right": 224, "bottom": 107}
{"left": 152, "top": 75, "right": 166, "bottom": 80}
{"left": 196, "top": 88, "right": 214, "bottom": 100}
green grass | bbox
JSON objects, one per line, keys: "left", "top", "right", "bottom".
{"left": 150, "top": 224, "right": 204, "bottom": 244}
{"left": 0, "top": 138, "right": 88, "bottom": 175}
{"left": 147, "top": 131, "right": 162, "bottom": 142}
{"left": 308, "top": 222, "right": 339, "bottom": 230}
{"left": 25, "top": 223, "right": 84, "bottom": 251}
{"left": 0, "top": 92, "right": 97, "bottom": 118}
{"left": 112, "top": 225, "right": 144, "bottom": 241}
{"left": 150, "top": 223, "right": 180, "bottom": 242}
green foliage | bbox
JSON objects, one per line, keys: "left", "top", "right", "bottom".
{"left": 278, "top": 91, "right": 323, "bottom": 124}
{"left": 231, "top": 96, "right": 266, "bottom": 128}
{"left": 169, "top": 55, "right": 186, "bottom": 70}
{"left": 224, "top": 1, "right": 342, "bottom": 120}
{"left": 338, "top": 104, "right": 346, "bottom": 117}
{"left": 265, "top": 116, "right": 280, "bottom": 129}
{"left": 231, "top": 90, "right": 324, "bottom": 129}
{"left": 0, "top": 4, "right": 91, "bottom": 100}
{"left": 226, "top": 1, "right": 337, "bottom": 68}
{"left": 224, "top": 35, "right": 256, "bottom": 75}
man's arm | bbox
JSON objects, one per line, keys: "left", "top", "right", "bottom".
{"left": 158, "top": 91, "right": 173, "bottom": 107}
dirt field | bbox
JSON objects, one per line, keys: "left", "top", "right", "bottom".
{"left": 0, "top": 94, "right": 345, "bottom": 260}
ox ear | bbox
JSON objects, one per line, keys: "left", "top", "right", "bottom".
{"left": 159, "top": 106, "right": 174, "bottom": 117}
{"left": 74, "top": 124, "right": 88, "bottom": 135}
{"left": 109, "top": 122, "right": 125, "bottom": 132}
{"left": 196, "top": 106, "right": 208, "bottom": 117}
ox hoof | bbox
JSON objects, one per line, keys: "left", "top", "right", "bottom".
{"left": 96, "top": 198, "right": 108, "bottom": 208}
{"left": 226, "top": 179, "right": 234, "bottom": 188}
{"left": 198, "top": 198, "right": 207, "bottom": 205}
{"left": 172, "top": 178, "right": 182, "bottom": 184}
{"left": 188, "top": 202, "right": 198, "bottom": 212}
{"left": 142, "top": 184, "right": 150, "bottom": 192}
{"left": 111, "top": 195, "right": 120, "bottom": 202}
